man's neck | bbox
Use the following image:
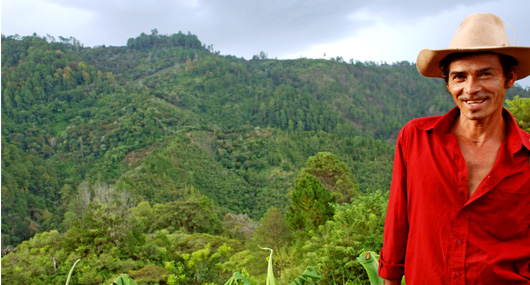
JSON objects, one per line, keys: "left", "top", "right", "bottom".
{"left": 452, "top": 113, "right": 506, "bottom": 146}
{"left": 451, "top": 112, "right": 506, "bottom": 197}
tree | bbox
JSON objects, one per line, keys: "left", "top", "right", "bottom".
{"left": 252, "top": 207, "right": 291, "bottom": 251}
{"left": 301, "top": 152, "right": 359, "bottom": 204}
{"left": 507, "top": 96, "right": 530, "bottom": 133}
{"left": 259, "top": 51, "right": 268, "bottom": 60}
{"left": 150, "top": 195, "right": 222, "bottom": 234}
{"left": 302, "top": 191, "right": 387, "bottom": 284}
{"left": 131, "top": 201, "right": 155, "bottom": 233}
{"left": 222, "top": 213, "right": 258, "bottom": 241}
{"left": 285, "top": 173, "right": 335, "bottom": 232}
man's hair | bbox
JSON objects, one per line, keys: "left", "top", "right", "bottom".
{"left": 439, "top": 52, "right": 518, "bottom": 85}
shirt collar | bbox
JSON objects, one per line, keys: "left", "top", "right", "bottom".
{"left": 418, "top": 106, "right": 530, "bottom": 155}
{"left": 504, "top": 108, "right": 530, "bottom": 154}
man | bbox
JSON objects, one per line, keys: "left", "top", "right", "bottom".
{"left": 378, "top": 13, "right": 530, "bottom": 284}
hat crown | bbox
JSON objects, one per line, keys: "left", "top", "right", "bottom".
{"left": 449, "top": 13, "right": 510, "bottom": 49}
{"left": 416, "top": 13, "right": 530, "bottom": 80}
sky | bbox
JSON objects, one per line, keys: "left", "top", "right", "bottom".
{"left": 2, "top": 0, "right": 530, "bottom": 87}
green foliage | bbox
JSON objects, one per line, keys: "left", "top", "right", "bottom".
{"left": 259, "top": 246, "right": 276, "bottom": 285}
{"left": 1, "top": 136, "right": 60, "bottom": 246}
{"left": 301, "top": 152, "right": 359, "bottom": 204}
{"left": 506, "top": 96, "right": 530, "bottom": 132}
{"left": 150, "top": 195, "right": 223, "bottom": 234}
{"left": 289, "top": 266, "right": 321, "bottom": 285}
{"left": 113, "top": 274, "right": 138, "bottom": 285}
{"left": 356, "top": 252, "right": 383, "bottom": 285}
{"left": 224, "top": 272, "right": 252, "bottom": 285}
{"left": 302, "top": 191, "right": 387, "bottom": 284}
{"left": 62, "top": 182, "right": 142, "bottom": 256}
{"left": 164, "top": 241, "right": 235, "bottom": 284}
{"left": 66, "top": 259, "right": 82, "bottom": 285}
{"left": 223, "top": 251, "right": 321, "bottom": 285}
{"left": 3, "top": 31, "right": 530, "bottom": 284}
{"left": 126, "top": 30, "right": 204, "bottom": 52}
{"left": 252, "top": 207, "right": 291, "bottom": 252}
{"left": 286, "top": 173, "right": 336, "bottom": 233}
{"left": 356, "top": 251, "right": 405, "bottom": 285}
{"left": 222, "top": 213, "right": 258, "bottom": 241}
{"left": 128, "top": 264, "right": 168, "bottom": 284}
{"left": 221, "top": 249, "right": 268, "bottom": 283}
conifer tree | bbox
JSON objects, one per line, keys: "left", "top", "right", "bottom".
{"left": 285, "top": 173, "right": 335, "bottom": 232}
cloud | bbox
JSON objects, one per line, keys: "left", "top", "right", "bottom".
{"left": 2, "top": 0, "right": 529, "bottom": 86}
{"left": 1, "top": 0, "right": 94, "bottom": 40}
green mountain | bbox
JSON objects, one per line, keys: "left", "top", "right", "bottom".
{"left": 2, "top": 31, "right": 529, "bottom": 284}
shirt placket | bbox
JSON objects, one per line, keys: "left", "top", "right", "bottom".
{"left": 448, "top": 155, "right": 470, "bottom": 284}
{"left": 449, "top": 206, "right": 470, "bottom": 284}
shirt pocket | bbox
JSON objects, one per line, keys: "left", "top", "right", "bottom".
{"left": 480, "top": 190, "right": 530, "bottom": 241}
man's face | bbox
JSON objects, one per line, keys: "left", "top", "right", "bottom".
{"left": 446, "top": 53, "right": 515, "bottom": 123}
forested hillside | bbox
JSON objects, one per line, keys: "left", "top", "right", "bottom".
{"left": 2, "top": 31, "right": 529, "bottom": 284}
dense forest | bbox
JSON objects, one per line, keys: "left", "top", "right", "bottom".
{"left": 2, "top": 30, "right": 530, "bottom": 284}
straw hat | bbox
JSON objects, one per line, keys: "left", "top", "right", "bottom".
{"left": 417, "top": 13, "right": 530, "bottom": 79}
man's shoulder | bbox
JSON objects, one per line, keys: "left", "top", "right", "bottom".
{"left": 402, "top": 115, "right": 444, "bottom": 132}
{"left": 396, "top": 115, "right": 444, "bottom": 146}
{"left": 503, "top": 108, "right": 530, "bottom": 151}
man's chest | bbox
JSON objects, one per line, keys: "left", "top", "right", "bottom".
{"left": 457, "top": 141, "right": 501, "bottom": 197}
{"left": 404, "top": 138, "right": 529, "bottom": 212}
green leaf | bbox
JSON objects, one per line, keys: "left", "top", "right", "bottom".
{"left": 65, "top": 259, "right": 81, "bottom": 285}
{"left": 289, "top": 266, "right": 321, "bottom": 285}
{"left": 223, "top": 272, "right": 251, "bottom": 285}
{"left": 356, "top": 251, "right": 383, "bottom": 285}
{"left": 259, "top": 246, "right": 276, "bottom": 285}
{"left": 112, "top": 274, "right": 138, "bottom": 285}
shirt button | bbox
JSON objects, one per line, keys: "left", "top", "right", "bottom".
{"left": 456, "top": 239, "right": 463, "bottom": 245}
{"left": 455, "top": 272, "right": 462, "bottom": 278}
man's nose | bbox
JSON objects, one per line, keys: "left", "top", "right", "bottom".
{"left": 464, "top": 76, "right": 482, "bottom": 94}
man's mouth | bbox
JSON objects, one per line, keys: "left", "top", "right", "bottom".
{"left": 465, "top": 99, "right": 486, "bottom": 105}
{"left": 462, "top": 98, "right": 488, "bottom": 110}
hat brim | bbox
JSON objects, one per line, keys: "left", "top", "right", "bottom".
{"left": 417, "top": 46, "right": 530, "bottom": 80}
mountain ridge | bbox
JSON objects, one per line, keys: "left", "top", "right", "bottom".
{"left": 2, "top": 30, "right": 529, "bottom": 248}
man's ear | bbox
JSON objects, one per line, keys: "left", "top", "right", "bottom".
{"left": 505, "top": 67, "right": 517, "bottom": 89}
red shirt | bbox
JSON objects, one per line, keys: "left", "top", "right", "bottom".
{"left": 379, "top": 107, "right": 530, "bottom": 284}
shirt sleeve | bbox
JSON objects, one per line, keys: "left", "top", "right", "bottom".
{"left": 379, "top": 127, "right": 409, "bottom": 280}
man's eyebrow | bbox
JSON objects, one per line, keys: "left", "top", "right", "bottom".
{"left": 449, "top": 70, "right": 466, "bottom": 76}
{"left": 449, "top": 67, "right": 495, "bottom": 76}
{"left": 476, "top": 67, "right": 496, "bottom": 73}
